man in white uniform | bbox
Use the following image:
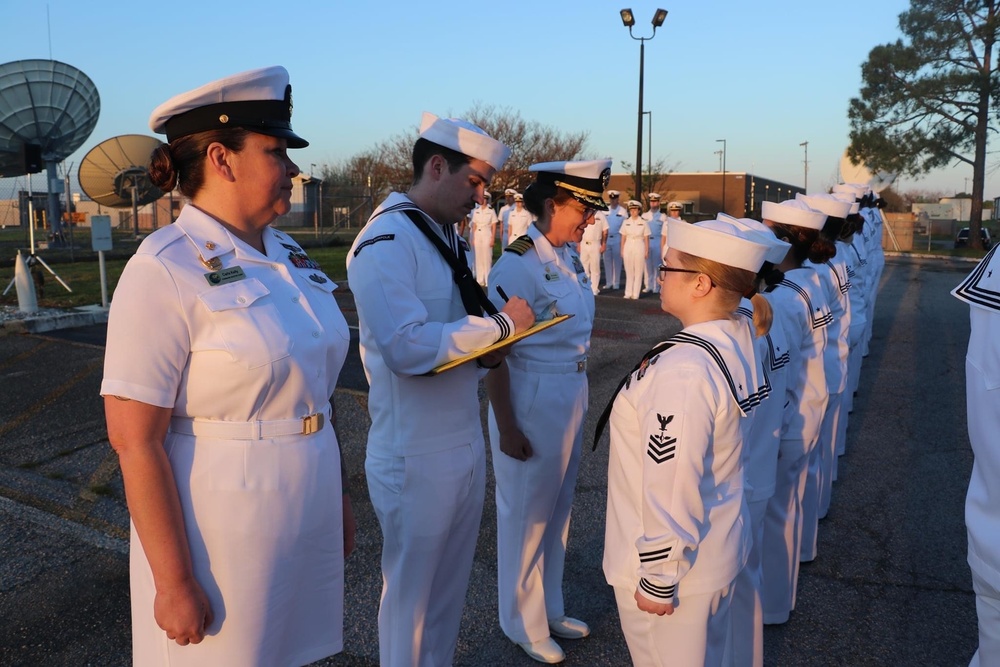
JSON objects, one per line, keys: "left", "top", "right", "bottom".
{"left": 953, "top": 246, "right": 1000, "bottom": 667}
{"left": 470, "top": 194, "right": 499, "bottom": 286}
{"left": 661, "top": 201, "right": 684, "bottom": 259}
{"left": 602, "top": 190, "right": 627, "bottom": 289}
{"left": 499, "top": 187, "right": 517, "bottom": 241}
{"left": 507, "top": 194, "right": 533, "bottom": 245}
{"left": 580, "top": 206, "right": 608, "bottom": 295}
{"left": 347, "top": 113, "right": 534, "bottom": 666}
{"left": 641, "top": 193, "right": 665, "bottom": 293}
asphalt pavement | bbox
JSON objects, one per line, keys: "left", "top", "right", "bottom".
{"left": 0, "top": 255, "right": 982, "bottom": 666}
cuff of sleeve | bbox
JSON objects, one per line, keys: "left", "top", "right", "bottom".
{"left": 491, "top": 312, "right": 514, "bottom": 341}
{"left": 638, "top": 577, "right": 676, "bottom": 602}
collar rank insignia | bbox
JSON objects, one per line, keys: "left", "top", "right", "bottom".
{"left": 308, "top": 273, "right": 328, "bottom": 284}
{"left": 572, "top": 255, "right": 585, "bottom": 275}
{"left": 647, "top": 413, "right": 677, "bottom": 464}
{"left": 199, "top": 254, "right": 222, "bottom": 271}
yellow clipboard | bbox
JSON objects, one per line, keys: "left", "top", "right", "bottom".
{"left": 426, "top": 314, "right": 574, "bottom": 375}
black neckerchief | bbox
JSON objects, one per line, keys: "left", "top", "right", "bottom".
{"left": 592, "top": 340, "right": 675, "bottom": 450}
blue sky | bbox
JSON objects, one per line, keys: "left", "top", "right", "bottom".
{"left": 1, "top": 0, "right": 989, "bottom": 201}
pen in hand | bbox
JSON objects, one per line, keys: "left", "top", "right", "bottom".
{"left": 497, "top": 285, "right": 510, "bottom": 303}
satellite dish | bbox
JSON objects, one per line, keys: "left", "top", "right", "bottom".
{"left": 839, "top": 149, "right": 897, "bottom": 192}
{"left": 80, "top": 135, "right": 166, "bottom": 237}
{"left": 0, "top": 59, "right": 100, "bottom": 249}
{"left": 0, "top": 59, "right": 100, "bottom": 177}
{"left": 79, "top": 135, "right": 164, "bottom": 207}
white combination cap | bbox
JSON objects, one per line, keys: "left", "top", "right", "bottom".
{"left": 529, "top": 158, "right": 613, "bottom": 210}
{"left": 668, "top": 218, "right": 772, "bottom": 273}
{"left": 513, "top": 193, "right": 524, "bottom": 202}
{"left": 626, "top": 199, "right": 642, "bottom": 209}
{"left": 504, "top": 188, "right": 517, "bottom": 195}
{"left": 796, "top": 193, "right": 853, "bottom": 219}
{"left": 717, "top": 213, "right": 791, "bottom": 265}
{"left": 667, "top": 201, "right": 683, "bottom": 210}
{"left": 648, "top": 192, "right": 661, "bottom": 201}
{"left": 762, "top": 199, "right": 827, "bottom": 230}
{"left": 418, "top": 112, "right": 511, "bottom": 171}
{"left": 149, "top": 65, "right": 308, "bottom": 147}
{"left": 608, "top": 190, "right": 621, "bottom": 197}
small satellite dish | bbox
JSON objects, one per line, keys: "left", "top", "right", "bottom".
{"left": 79, "top": 135, "right": 164, "bottom": 207}
{"left": 80, "top": 135, "right": 165, "bottom": 237}
{"left": 839, "top": 149, "right": 897, "bottom": 192}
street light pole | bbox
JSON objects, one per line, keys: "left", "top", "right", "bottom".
{"left": 799, "top": 141, "right": 809, "bottom": 192}
{"left": 643, "top": 110, "right": 652, "bottom": 195}
{"left": 714, "top": 150, "right": 723, "bottom": 172}
{"left": 620, "top": 8, "right": 668, "bottom": 201}
{"left": 716, "top": 138, "right": 727, "bottom": 214}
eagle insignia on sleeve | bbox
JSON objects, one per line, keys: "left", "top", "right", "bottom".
{"left": 647, "top": 413, "right": 677, "bottom": 464}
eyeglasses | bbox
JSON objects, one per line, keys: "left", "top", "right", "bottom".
{"left": 564, "top": 201, "right": 596, "bottom": 220}
{"left": 657, "top": 264, "right": 701, "bottom": 280}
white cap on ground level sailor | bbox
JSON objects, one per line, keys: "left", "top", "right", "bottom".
{"left": 667, "top": 218, "right": 772, "bottom": 273}
{"left": 762, "top": 199, "right": 827, "bottom": 230}
{"left": 418, "top": 112, "right": 511, "bottom": 170}
{"left": 649, "top": 192, "right": 661, "bottom": 202}
{"left": 149, "top": 65, "right": 308, "bottom": 147}
{"left": 513, "top": 193, "right": 524, "bottom": 202}
{"left": 627, "top": 199, "right": 642, "bottom": 210}
{"left": 529, "top": 158, "right": 613, "bottom": 210}
{"left": 796, "top": 192, "right": 852, "bottom": 219}
{"left": 667, "top": 201, "right": 683, "bottom": 211}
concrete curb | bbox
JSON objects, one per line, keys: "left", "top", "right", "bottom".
{"left": 0, "top": 305, "right": 109, "bottom": 337}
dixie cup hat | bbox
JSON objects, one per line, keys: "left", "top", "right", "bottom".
{"left": 667, "top": 218, "right": 772, "bottom": 273}
{"left": 762, "top": 199, "right": 827, "bottom": 230}
{"left": 529, "top": 158, "right": 613, "bottom": 211}
{"left": 418, "top": 112, "right": 511, "bottom": 171}
{"left": 717, "top": 213, "right": 791, "bottom": 265}
{"left": 796, "top": 193, "right": 853, "bottom": 219}
{"left": 149, "top": 65, "right": 308, "bottom": 148}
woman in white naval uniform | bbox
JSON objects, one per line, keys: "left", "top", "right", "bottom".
{"left": 642, "top": 193, "right": 665, "bottom": 293}
{"left": 485, "top": 158, "right": 609, "bottom": 665}
{"left": 953, "top": 245, "right": 1000, "bottom": 667}
{"left": 101, "top": 66, "right": 354, "bottom": 667}
{"left": 471, "top": 197, "right": 498, "bottom": 286}
{"left": 507, "top": 196, "right": 535, "bottom": 245}
{"left": 758, "top": 200, "right": 834, "bottom": 626}
{"left": 603, "top": 218, "right": 772, "bottom": 667}
{"left": 579, "top": 204, "right": 608, "bottom": 295}
{"left": 796, "top": 194, "right": 853, "bottom": 560}
{"left": 620, "top": 201, "right": 650, "bottom": 299}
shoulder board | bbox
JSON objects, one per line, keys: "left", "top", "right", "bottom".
{"left": 505, "top": 235, "right": 535, "bottom": 255}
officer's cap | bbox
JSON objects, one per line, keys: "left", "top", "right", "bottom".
{"left": 796, "top": 193, "right": 852, "bottom": 219}
{"left": 505, "top": 188, "right": 518, "bottom": 196}
{"left": 149, "top": 66, "right": 308, "bottom": 148}
{"left": 762, "top": 200, "right": 827, "bottom": 230}
{"left": 649, "top": 193, "right": 661, "bottom": 201}
{"left": 717, "top": 213, "right": 790, "bottom": 265}
{"left": 608, "top": 190, "right": 621, "bottom": 198}
{"left": 529, "top": 158, "right": 612, "bottom": 211}
{"left": 627, "top": 199, "right": 642, "bottom": 209}
{"left": 419, "top": 112, "right": 511, "bottom": 171}
{"left": 668, "top": 218, "right": 771, "bottom": 273}
{"left": 667, "top": 201, "right": 683, "bottom": 211}
{"left": 513, "top": 193, "right": 524, "bottom": 202}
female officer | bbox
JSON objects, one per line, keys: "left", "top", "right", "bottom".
{"left": 620, "top": 200, "right": 650, "bottom": 299}
{"left": 485, "top": 158, "right": 611, "bottom": 664}
{"left": 757, "top": 199, "right": 834, "bottom": 626}
{"left": 101, "top": 66, "right": 353, "bottom": 666}
{"left": 603, "top": 218, "right": 772, "bottom": 666}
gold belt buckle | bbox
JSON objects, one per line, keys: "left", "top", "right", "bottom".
{"left": 301, "top": 413, "right": 324, "bottom": 435}
{"left": 576, "top": 360, "right": 586, "bottom": 373}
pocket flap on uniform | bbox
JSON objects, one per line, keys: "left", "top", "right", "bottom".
{"left": 198, "top": 278, "right": 271, "bottom": 312}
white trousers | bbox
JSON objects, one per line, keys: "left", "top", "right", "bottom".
{"left": 366, "top": 441, "right": 486, "bottom": 667}
{"left": 474, "top": 241, "right": 493, "bottom": 287}
{"left": 644, "top": 237, "right": 662, "bottom": 293}
{"left": 579, "top": 243, "right": 602, "bottom": 294}
{"left": 731, "top": 497, "right": 767, "bottom": 667}
{"left": 623, "top": 239, "right": 646, "bottom": 299}
{"left": 761, "top": 445, "right": 809, "bottom": 624}
{"left": 614, "top": 583, "right": 734, "bottom": 667}
{"left": 818, "top": 391, "right": 844, "bottom": 518}
{"left": 603, "top": 239, "right": 622, "bottom": 288}
{"left": 489, "top": 368, "right": 588, "bottom": 643}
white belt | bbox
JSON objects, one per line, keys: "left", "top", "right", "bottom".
{"left": 170, "top": 404, "right": 331, "bottom": 440}
{"left": 508, "top": 356, "right": 587, "bottom": 374}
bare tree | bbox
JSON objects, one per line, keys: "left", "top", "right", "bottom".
{"left": 847, "top": 0, "right": 1000, "bottom": 249}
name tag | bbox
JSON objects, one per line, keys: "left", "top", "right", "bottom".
{"left": 204, "top": 266, "right": 247, "bottom": 286}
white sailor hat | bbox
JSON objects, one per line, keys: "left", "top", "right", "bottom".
{"left": 796, "top": 193, "right": 853, "bottom": 219}
{"left": 667, "top": 201, "right": 683, "bottom": 210}
{"left": 626, "top": 199, "right": 642, "bottom": 209}
{"left": 832, "top": 182, "right": 870, "bottom": 199}
{"left": 762, "top": 199, "right": 827, "bottom": 230}
{"left": 529, "top": 158, "right": 613, "bottom": 210}
{"left": 717, "top": 213, "right": 791, "bottom": 265}
{"left": 668, "top": 218, "right": 771, "bottom": 273}
{"left": 513, "top": 193, "right": 524, "bottom": 202}
{"left": 418, "top": 112, "right": 511, "bottom": 171}
{"left": 830, "top": 192, "right": 861, "bottom": 215}
{"left": 608, "top": 190, "right": 621, "bottom": 198}
{"left": 149, "top": 66, "right": 308, "bottom": 148}
{"left": 648, "top": 192, "right": 661, "bottom": 201}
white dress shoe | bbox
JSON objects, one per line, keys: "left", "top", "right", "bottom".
{"left": 548, "top": 615, "right": 590, "bottom": 639}
{"left": 517, "top": 637, "right": 565, "bottom": 664}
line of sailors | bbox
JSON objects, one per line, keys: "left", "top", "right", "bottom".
{"left": 726, "top": 184, "right": 886, "bottom": 665}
